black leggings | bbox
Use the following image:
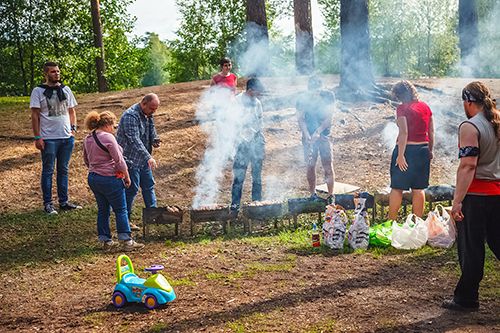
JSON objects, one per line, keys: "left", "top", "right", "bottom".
{"left": 454, "top": 195, "right": 500, "bottom": 306}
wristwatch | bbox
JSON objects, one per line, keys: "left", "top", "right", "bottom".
{"left": 71, "top": 124, "right": 77, "bottom": 132}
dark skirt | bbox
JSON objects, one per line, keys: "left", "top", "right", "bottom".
{"left": 390, "top": 144, "right": 430, "bottom": 190}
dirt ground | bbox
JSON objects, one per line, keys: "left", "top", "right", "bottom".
{"left": 1, "top": 240, "right": 499, "bottom": 333}
{"left": 0, "top": 76, "right": 499, "bottom": 332}
{"left": 1, "top": 76, "right": 500, "bottom": 212}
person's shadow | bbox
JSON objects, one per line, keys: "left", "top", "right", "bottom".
{"left": 374, "top": 309, "right": 500, "bottom": 332}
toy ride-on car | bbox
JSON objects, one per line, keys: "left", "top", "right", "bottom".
{"left": 112, "top": 254, "right": 176, "bottom": 309}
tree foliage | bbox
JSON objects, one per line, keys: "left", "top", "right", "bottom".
{"left": 318, "top": 0, "right": 498, "bottom": 78}
{"left": 168, "top": 0, "right": 292, "bottom": 82}
{"left": 1, "top": 0, "right": 499, "bottom": 96}
{"left": 0, "top": 0, "right": 145, "bottom": 95}
{"left": 168, "top": 0, "right": 246, "bottom": 82}
{"left": 141, "top": 33, "right": 170, "bottom": 86}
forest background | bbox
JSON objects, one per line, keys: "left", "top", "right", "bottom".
{"left": 0, "top": 0, "right": 499, "bottom": 96}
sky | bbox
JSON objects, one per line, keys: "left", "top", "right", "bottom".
{"left": 127, "top": 0, "right": 325, "bottom": 41}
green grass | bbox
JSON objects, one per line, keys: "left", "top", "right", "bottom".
{"left": 1, "top": 209, "right": 498, "bottom": 301}
{"left": 480, "top": 247, "right": 500, "bottom": 299}
{"left": 148, "top": 322, "right": 168, "bottom": 333}
{"left": 0, "top": 96, "right": 30, "bottom": 113}
{"left": 0, "top": 207, "right": 98, "bottom": 270}
{"left": 162, "top": 274, "right": 196, "bottom": 287}
{"left": 246, "top": 258, "right": 296, "bottom": 273}
{"left": 304, "top": 319, "right": 337, "bottom": 333}
{"left": 83, "top": 311, "right": 107, "bottom": 326}
{"left": 226, "top": 312, "right": 275, "bottom": 333}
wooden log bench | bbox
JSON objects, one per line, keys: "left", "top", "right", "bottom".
{"left": 373, "top": 184, "right": 454, "bottom": 219}
{"left": 287, "top": 192, "right": 375, "bottom": 228}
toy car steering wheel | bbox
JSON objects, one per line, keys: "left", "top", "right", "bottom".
{"left": 144, "top": 265, "right": 164, "bottom": 274}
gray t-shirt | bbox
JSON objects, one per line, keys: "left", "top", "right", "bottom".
{"left": 236, "top": 93, "right": 263, "bottom": 143}
{"left": 464, "top": 112, "right": 500, "bottom": 181}
{"left": 30, "top": 85, "right": 77, "bottom": 139}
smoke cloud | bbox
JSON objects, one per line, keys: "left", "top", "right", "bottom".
{"left": 191, "top": 87, "right": 246, "bottom": 209}
{"left": 458, "top": 0, "right": 500, "bottom": 77}
{"left": 191, "top": 23, "right": 314, "bottom": 208}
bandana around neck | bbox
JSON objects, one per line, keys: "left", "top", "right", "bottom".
{"left": 39, "top": 83, "right": 67, "bottom": 102}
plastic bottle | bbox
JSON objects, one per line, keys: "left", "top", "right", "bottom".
{"left": 312, "top": 222, "right": 321, "bottom": 247}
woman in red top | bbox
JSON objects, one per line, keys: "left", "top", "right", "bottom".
{"left": 210, "top": 57, "right": 237, "bottom": 92}
{"left": 388, "top": 80, "right": 434, "bottom": 220}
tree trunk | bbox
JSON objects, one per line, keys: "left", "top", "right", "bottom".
{"left": 339, "top": 0, "right": 374, "bottom": 95}
{"left": 8, "top": 5, "right": 28, "bottom": 95}
{"left": 294, "top": 0, "right": 314, "bottom": 74}
{"left": 246, "top": 0, "right": 268, "bottom": 33}
{"left": 28, "top": 0, "right": 35, "bottom": 91}
{"left": 458, "top": 0, "right": 478, "bottom": 64}
{"left": 91, "top": 0, "right": 108, "bottom": 92}
{"left": 245, "top": 0, "right": 269, "bottom": 76}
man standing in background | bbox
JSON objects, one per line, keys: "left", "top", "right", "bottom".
{"left": 296, "top": 77, "right": 336, "bottom": 204}
{"left": 230, "top": 78, "right": 266, "bottom": 210}
{"left": 30, "top": 61, "right": 82, "bottom": 214}
{"left": 116, "top": 93, "right": 161, "bottom": 229}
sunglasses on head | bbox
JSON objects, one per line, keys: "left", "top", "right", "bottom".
{"left": 462, "top": 89, "right": 478, "bottom": 102}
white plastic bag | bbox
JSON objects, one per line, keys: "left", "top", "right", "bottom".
{"left": 391, "top": 214, "right": 428, "bottom": 250}
{"left": 426, "top": 205, "right": 456, "bottom": 249}
{"left": 322, "top": 204, "right": 348, "bottom": 249}
{"left": 348, "top": 197, "right": 370, "bottom": 250}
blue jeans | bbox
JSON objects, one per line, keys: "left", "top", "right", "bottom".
{"left": 88, "top": 173, "right": 131, "bottom": 241}
{"left": 231, "top": 138, "right": 265, "bottom": 207}
{"left": 125, "top": 165, "right": 157, "bottom": 219}
{"left": 41, "top": 137, "right": 74, "bottom": 205}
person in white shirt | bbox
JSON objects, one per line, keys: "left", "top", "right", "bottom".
{"left": 230, "top": 78, "right": 266, "bottom": 210}
{"left": 30, "top": 61, "right": 81, "bottom": 214}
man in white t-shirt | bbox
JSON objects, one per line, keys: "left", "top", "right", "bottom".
{"left": 30, "top": 61, "right": 82, "bottom": 214}
{"left": 230, "top": 78, "right": 266, "bottom": 210}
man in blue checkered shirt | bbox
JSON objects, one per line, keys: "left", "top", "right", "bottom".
{"left": 117, "top": 93, "right": 161, "bottom": 227}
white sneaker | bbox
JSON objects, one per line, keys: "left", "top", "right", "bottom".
{"left": 44, "top": 203, "right": 58, "bottom": 215}
{"left": 121, "top": 240, "right": 145, "bottom": 251}
{"left": 101, "top": 240, "right": 118, "bottom": 252}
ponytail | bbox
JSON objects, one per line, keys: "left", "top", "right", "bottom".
{"left": 84, "top": 111, "right": 116, "bottom": 131}
{"left": 483, "top": 97, "right": 500, "bottom": 139}
{"left": 463, "top": 81, "right": 500, "bottom": 140}
{"left": 392, "top": 80, "right": 419, "bottom": 103}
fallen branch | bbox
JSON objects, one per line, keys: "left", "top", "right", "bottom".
{"left": 0, "top": 135, "right": 33, "bottom": 141}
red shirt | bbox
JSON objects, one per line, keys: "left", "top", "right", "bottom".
{"left": 468, "top": 179, "right": 500, "bottom": 195}
{"left": 212, "top": 73, "right": 237, "bottom": 91}
{"left": 396, "top": 101, "right": 432, "bottom": 142}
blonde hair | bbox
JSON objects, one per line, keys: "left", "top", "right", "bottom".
{"left": 392, "top": 80, "right": 419, "bottom": 103}
{"left": 84, "top": 111, "right": 116, "bottom": 131}
{"left": 463, "top": 81, "right": 500, "bottom": 139}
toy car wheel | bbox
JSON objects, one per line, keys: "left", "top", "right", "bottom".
{"left": 144, "top": 294, "right": 158, "bottom": 310}
{"left": 112, "top": 291, "right": 127, "bottom": 308}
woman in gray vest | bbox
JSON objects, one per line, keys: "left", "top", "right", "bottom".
{"left": 443, "top": 81, "right": 500, "bottom": 312}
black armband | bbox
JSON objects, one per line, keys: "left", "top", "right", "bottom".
{"left": 458, "top": 146, "right": 479, "bottom": 158}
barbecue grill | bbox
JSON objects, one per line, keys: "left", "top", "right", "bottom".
{"left": 242, "top": 201, "right": 283, "bottom": 220}
{"left": 240, "top": 201, "right": 284, "bottom": 233}
{"left": 189, "top": 205, "right": 238, "bottom": 235}
{"left": 142, "top": 206, "right": 183, "bottom": 239}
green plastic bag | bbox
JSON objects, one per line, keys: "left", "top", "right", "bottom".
{"left": 369, "top": 221, "right": 393, "bottom": 247}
